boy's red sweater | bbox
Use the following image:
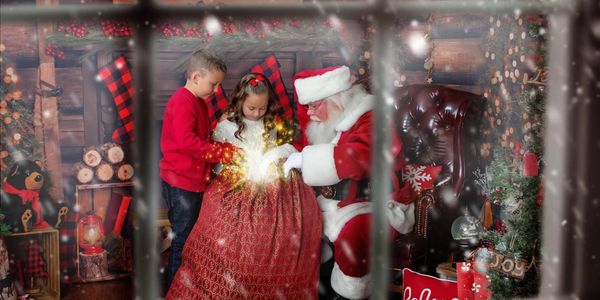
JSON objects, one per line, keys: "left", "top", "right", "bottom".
{"left": 160, "top": 87, "right": 233, "bottom": 192}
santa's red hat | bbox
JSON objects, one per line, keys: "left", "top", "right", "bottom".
{"left": 293, "top": 65, "right": 352, "bottom": 105}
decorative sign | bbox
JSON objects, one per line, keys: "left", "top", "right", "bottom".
{"left": 477, "top": 248, "right": 528, "bottom": 279}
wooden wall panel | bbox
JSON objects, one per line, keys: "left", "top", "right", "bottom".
{"left": 153, "top": 50, "right": 344, "bottom": 120}
{"left": 397, "top": 70, "right": 429, "bottom": 85}
{"left": 430, "top": 14, "right": 488, "bottom": 39}
{"left": 58, "top": 114, "right": 84, "bottom": 131}
{"left": 0, "top": 23, "right": 39, "bottom": 66}
{"left": 59, "top": 131, "right": 84, "bottom": 148}
{"left": 431, "top": 38, "right": 485, "bottom": 85}
{"left": 396, "top": 15, "right": 486, "bottom": 87}
{"left": 35, "top": 11, "right": 64, "bottom": 200}
{"left": 13, "top": 68, "right": 38, "bottom": 102}
{"left": 82, "top": 56, "right": 102, "bottom": 146}
{"left": 59, "top": 114, "right": 84, "bottom": 163}
{"left": 56, "top": 67, "right": 84, "bottom": 112}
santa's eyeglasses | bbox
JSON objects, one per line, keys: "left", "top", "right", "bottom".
{"left": 303, "top": 100, "right": 325, "bottom": 111}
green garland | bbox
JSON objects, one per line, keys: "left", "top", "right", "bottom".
{"left": 0, "top": 47, "right": 39, "bottom": 180}
{"left": 483, "top": 148, "right": 542, "bottom": 297}
{"left": 478, "top": 13, "right": 547, "bottom": 298}
{"left": 45, "top": 17, "right": 370, "bottom": 79}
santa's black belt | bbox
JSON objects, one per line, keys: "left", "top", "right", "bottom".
{"left": 315, "top": 171, "right": 403, "bottom": 201}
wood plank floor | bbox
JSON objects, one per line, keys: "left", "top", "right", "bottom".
{"left": 61, "top": 277, "right": 134, "bottom": 300}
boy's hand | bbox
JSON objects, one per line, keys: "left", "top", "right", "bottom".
{"left": 219, "top": 143, "right": 242, "bottom": 164}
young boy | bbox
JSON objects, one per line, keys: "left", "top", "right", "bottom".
{"left": 160, "top": 50, "right": 237, "bottom": 289}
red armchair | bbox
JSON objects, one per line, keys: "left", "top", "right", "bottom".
{"left": 392, "top": 84, "right": 483, "bottom": 273}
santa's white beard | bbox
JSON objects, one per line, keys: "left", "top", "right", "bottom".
{"left": 306, "top": 108, "right": 343, "bottom": 145}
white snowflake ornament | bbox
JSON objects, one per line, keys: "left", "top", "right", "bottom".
{"left": 402, "top": 165, "right": 432, "bottom": 192}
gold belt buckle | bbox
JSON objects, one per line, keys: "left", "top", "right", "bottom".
{"left": 317, "top": 185, "right": 336, "bottom": 199}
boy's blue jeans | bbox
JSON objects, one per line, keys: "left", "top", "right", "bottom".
{"left": 162, "top": 180, "right": 203, "bottom": 290}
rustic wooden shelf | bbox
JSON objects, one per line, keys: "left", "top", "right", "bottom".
{"left": 5, "top": 228, "right": 61, "bottom": 299}
{"left": 76, "top": 182, "right": 133, "bottom": 191}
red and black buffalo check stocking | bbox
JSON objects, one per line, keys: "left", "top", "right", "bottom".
{"left": 204, "top": 85, "right": 229, "bottom": 129}
{"left": 99, "top": 56, "right": 135, "bottom": 144}
{"left": 250, "top": 55, "right": 293, "bottom": 119}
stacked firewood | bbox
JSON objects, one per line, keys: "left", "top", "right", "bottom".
{"left": 75, "top": 143, "right": 134, "bottom": 184}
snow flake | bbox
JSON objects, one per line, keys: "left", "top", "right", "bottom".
{"left": 402, "top": 165, "right": 432, "bottom": 191}
{"left": 223, "top": 271, "right": 237, "bottom": 288}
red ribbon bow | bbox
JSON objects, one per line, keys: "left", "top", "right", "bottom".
{"left": 3, "top": 181, "right": 40, "bottom": 205}
{"left": 249, "top": 74, "right": 264, "bottom": 87}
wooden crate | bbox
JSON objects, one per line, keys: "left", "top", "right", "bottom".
{"left": 5, "top": 228, "right": 60, "bottom": 300}
{"left": 75, "top": 182, "right": 133, "bottom": 282}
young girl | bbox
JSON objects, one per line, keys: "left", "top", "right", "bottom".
{"left": 166, "top": 73, "right": 322, "bottom": 299}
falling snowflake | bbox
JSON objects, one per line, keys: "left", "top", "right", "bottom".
{"left": 223, "top": 271, "right": 237, "bottom": 288}
{"left": 402, "top": 165, "right": 432, "bottom": 191}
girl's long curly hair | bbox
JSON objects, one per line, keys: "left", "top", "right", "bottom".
{"left": 224, "top": 73, "right": 283, "bottom": 144}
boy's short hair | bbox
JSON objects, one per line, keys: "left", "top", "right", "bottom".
{"left": 187, "top": 49, "right": 227, "bottom": 79}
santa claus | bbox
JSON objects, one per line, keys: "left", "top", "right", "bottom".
{"left": 284, "top": 65, "right": 415, "bottom": 299}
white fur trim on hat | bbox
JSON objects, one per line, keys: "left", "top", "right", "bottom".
{"left": 301, "top": 144, "right": 340, "bottom": 186}
{"left": 334, "top": 85, "right": 375, "bottom": 132}
{"left": 294, "top": 66, "right": 352, "bottom": 105}
{"left": 331, "top": 262, "right": 371, "bottom": 299}
{"left": 386, "top": 201, "right": 415, "bottom": 234}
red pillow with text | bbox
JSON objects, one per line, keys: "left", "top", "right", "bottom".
{"left": 401, "top": 164, "right": 443, "bottom": 200}
{"left": 403, "top": 268, "right": 458, "bottom": 300}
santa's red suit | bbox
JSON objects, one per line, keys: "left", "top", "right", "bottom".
{"left": 291, "top": 66, "right": 415, "bottom": 299}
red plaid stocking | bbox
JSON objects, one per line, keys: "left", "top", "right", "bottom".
{"left": 99, "top": 56, "right": 135, "bottom": 144}
{"left": 250, "top": 55, "right": 293, "bottom": 119}
{"left": 59, "top": 213, "right": 78, "bottom": 282}
{"left": 204, "top": 85, "right": 229, "bottom": 129}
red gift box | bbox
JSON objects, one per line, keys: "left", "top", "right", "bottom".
{"left": 456, "top": 262, "right": 491, "bottom": 300}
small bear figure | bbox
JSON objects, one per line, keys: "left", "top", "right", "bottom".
{"left": 1, "top": 160, "right": 69, "bottom": 232}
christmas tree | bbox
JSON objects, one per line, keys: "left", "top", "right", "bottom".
{"left": 476, "top": 13, "right": 547, "bottom": 297}
{"left": 0, "top": 44, "right": 39, "bottom": 179}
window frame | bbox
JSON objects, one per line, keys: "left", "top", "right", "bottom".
{"left": 0, "top": 1, "right": 580, "bottom": 299}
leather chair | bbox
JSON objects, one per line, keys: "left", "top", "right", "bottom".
{"left": 392, "top": 84, "right": 483, "bottom": 274}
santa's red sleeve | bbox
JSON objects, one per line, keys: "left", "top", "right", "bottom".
{"left": 170, "top": 96, "right": 237, "bottom": 164}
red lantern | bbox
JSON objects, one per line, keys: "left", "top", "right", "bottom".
{"left": 522, "top": 151, "right": 539, "bottom": 176}
{"left": 78, "top": 211, "right": 105, "bottom": 255}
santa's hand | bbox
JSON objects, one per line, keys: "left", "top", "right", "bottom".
{"left": 283, "top": 152, "right": 302, "bottom": 177}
